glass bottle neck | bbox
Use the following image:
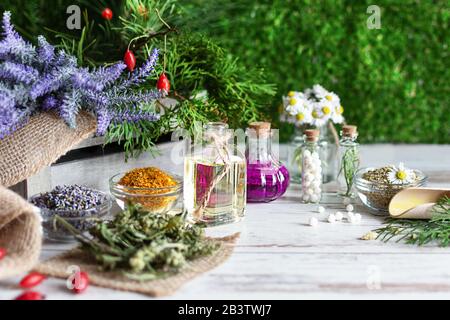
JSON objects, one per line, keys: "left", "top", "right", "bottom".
{"left": 339, "top": 135, "right": 358, "bottom": 146}
{"left": 303, "top": 140, "right": 319, "bottom": 152}
{"left": 246, "top": 134, "right": 272, "bottom": 164}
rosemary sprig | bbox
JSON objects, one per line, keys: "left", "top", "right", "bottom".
{"left": 373, "top": 196, "right": 450, "bottom": 247}
{"left": 55, "top": 204, "right": 220, "bottom": 279}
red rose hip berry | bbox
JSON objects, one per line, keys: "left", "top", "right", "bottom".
{"left": 19, "top": 272, "right": 46, "bottom": 289}
{"left": 15, "top": 291, "right": 45, "bottom": 300}
{"left": 157, "top": 73, "right": 170, "bottom": 93}
{"left": 72, "top": 271, "right": 89, "bottom": 294}
{"left": 102, "top": 8, "right": 113, "bottom": 20}
{"left": 124, "top": 50, "right": 136, "bottom": 72}
{"left": 0, "top": 247, "right": 6, "bottom": 260}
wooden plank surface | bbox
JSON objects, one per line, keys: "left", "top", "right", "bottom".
{"left": 0, "top": 143, "right": 449, "bottom": 299}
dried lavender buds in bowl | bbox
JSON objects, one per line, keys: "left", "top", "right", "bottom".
{"left": 354, "top": 164, "right": 427, "bottom": 215}
{"left": 30, "top": 185, "right": 112, "bottom": 242}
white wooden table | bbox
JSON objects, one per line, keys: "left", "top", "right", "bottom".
{"left": 1, "top": 144, "right": 449, "bottom": 300}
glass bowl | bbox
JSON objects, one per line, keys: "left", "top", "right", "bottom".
{"left": 31, "top": 191, "right": 112, "bottom": 242}
{"left": 109, "top": 172, "right": 182, "bottom": 214}
{"left": 354, "top": 167, "right": 427, "bottom": 215}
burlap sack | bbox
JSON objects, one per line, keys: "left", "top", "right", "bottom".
{"left": 0, "top": 186, "right": 42, "bottom": 279}
{"left": 36, "top": 234, "right": 238, "bottom": 297}
{"left": 0, "top": 111, "right": 97, "bottom": 187}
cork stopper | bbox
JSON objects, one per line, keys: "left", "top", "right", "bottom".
{"left": 248, "top": 122, "right": 271, "bottom": 137}
{"left": 249, "top": 122, "right": 271, "bottom": 131}
{"left": 342, "top": 125, "right": 357, "bottom": 137}
{"left": 304, "top": 129, "right": 320, "bottom": 142}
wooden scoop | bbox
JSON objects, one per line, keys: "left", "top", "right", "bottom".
{"left": 389, "top": 188, "right": 450, "bottom": 219}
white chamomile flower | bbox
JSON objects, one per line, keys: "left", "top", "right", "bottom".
{"left": 310, "top": 104, "right": 327, "bottom": 127}
{"left": 317, "top": 100, "right": 333, "bottom": 120}
{"left": 324, "top": 91, "right": 339, "bottom": 102}
{"left": 294, "top": 109, "right": 313, "bottom": 125}
{"left": 312, "top": 84, "right": 328, "bottom": 98}
{"left": 387, "top": 162, "right": 416, "bottom": 184}
{"left": 331, "top": 111, "right": 344, "bottom": 124}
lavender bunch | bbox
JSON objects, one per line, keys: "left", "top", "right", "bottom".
{"left": 0, "top": 11, "right": 164, "bottom": 139}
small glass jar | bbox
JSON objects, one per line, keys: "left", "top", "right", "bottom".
{"left": 246, "top": 122, "right": 290, "bottom": 203}
{"left": 184, "top": 122, "right": 246, "bottom": 227}
{"left": 286, "top": 126, "right": 304, "bottom": 184}
{"left": 337, "top": 125, "right": 360, "bottom": 198}
{"left": 300, "top": 129, "right": 322, "bottom": 203}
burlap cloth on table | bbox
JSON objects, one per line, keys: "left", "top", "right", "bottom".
{"left": 0, "top": 186, "right": 43, "bottom": 279}
{"left": 36, "top": 234, "right": 238, "bottom": 297}
{"left": 0, "top": 111, "right": 97, "bottom": 187}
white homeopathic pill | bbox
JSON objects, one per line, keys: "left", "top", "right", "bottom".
{"left": 346, "top": 204, "right": 354, "bottom": 212}
{"left": 354, "top": 213, "right": 362, "bottom": 222}
{"left": 345, "top": 211, "right": 354, "bottom": 221}
{"left": 349, "top": 216, "right": 358, "bottom": 224}
{"left": 327, "top": 213, "right": 336, "bottom": 223}
{"left": 342, "top": 197, "right": 351, "bottom": 205}
{"left": 318, "top": 206, "right": 325, "bottom": 213}
{"left": 335, "top": 211, "right": 344, "bottom": 221}
{"left": 309, "top": 217, "right": 319, "bottom": 227}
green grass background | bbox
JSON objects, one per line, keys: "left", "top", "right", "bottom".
{"left": 179, "top": 0, "right": 450, "bottom": 143}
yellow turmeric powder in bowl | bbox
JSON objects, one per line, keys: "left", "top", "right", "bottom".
{"left": 110, "top": 167, "right": 182, "bottom": 213}
{"left": 119, "top": 167, "right": 178, "bottom": 189}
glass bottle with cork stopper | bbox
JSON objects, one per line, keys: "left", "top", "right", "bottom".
{"left": 246, "top": 122, "right": 290, "bottom": 202}
{"left": 300, "top": 129, "right": 322, "bottom": 203}
{"left": 184, "top": 122, "right": 246, "bottom": 227}
{"left": 337, "top": 125, "right": 360, "bottom": 198}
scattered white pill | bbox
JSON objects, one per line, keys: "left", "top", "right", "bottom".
{"left": 342, "top": 197, "right": 351, "bottom": 205}
{"left": 335, "top": 211, "right": 344, "bottom": 221}
{"left": 327, "top": 213, "right": 336, "bottom": 223}
{"left": 346, "top": 204, "right": 354, "bottom": 212}
{"left": 354, "top": 213, "right": 362, "bottom": 222}
{"left": 318, "top": 206, "right": 325, "bottom": 213}
{"left": 309, "top": 217, "right": 319, "bottom": 227}
{"left": 349, "top": 216, "right": 358, "bottom": 224}
{"left": 345, "top": 211, "right": 354, "bottom": 221}
{"left": 310, "top": 194, "right": 319, "bottom": 203}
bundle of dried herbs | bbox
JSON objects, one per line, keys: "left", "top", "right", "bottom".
{"left": 56, "top": 204, "right": 219, "bottom": 280}
{"left": 373, "top": 196, "right": 450, "bottom": 247}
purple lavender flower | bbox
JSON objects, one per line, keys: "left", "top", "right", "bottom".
{"left": 95, "top": 106, "right": 113, "bottom": 136}
{"left": 112, "top": 109, "right": 160, "bottom": 124}
{"left": 0, "top": 11, "right": 162, "bottom": 139}
{"left": 0, "top": 96, "right": 30, "bottom": 139}
{"left": 0, "top": 91, "right": 16, "bottom": 122}
{"left": 92, "top": 62, "right": 127, "bottom": 90}
{"left": 30, "top": 66, "right": 74, "bottom": 100}
{"left": 118, "top": 49, "right": 159, "bottom": 89}
{"left": 0, "top": 61, "right": 38, "bottom": 84}
{"left": 59, "top": 90, "right": 81, "bottom": 128}
{"left": 1, "top": 11, "right": 35, "bottom": 64}
{"left": 72, "top": 68, "right": 103, "bottom": 92}
{"left": 108, "top": 89, "right": 165, "bottom": 106}
{"left": 37, "top": 35, "right": 55, "bottom": 63}
{"left": 42, "top": 95, "right": 60, "bottom": 111}
{"left": 136, "top": 48, "right": 159, "bottom": 80}
{"left": 2, "top": 11, "right": 18, "bottom": 39}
